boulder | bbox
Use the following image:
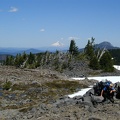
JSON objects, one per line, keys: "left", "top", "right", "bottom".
{"left": 91, "top": 95, "right": 104, "bottom": 105}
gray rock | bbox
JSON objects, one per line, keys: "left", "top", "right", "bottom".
{"left": 27, "top": 114, "right": 33, "bottom": 119}
{"left": 91, "top": 95, "right": 104, "bottom": 103}
{"left": 73, "top": 95, "right": 82, "bottom": 100}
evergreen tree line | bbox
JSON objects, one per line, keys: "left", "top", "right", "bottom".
{"left": 4, "top": 38, "right": 115, "bottom": 72}
{"left": 84, "top": 37, "right": 114, "bottom": 72}
{"left": 109, "top": 49, "right": 120, "bottom": 65}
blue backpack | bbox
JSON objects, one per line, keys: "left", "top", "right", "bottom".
{"left": 104, "top": 81, "right": 112, "bottom": 88}
{"left": 93, "top": 80, "right": 112, "bottom": 95}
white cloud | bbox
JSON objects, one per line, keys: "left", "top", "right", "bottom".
{"left": 8, "top": 7, "right": 18, "bottom": 12}
{"left": 40, "top": 29, "right": 45, "bottom": 32}
{"left": 68, "top": 36, "right": 80, "bottom": 40}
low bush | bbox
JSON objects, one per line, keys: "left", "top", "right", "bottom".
{"left": 3, "top": 81, "right": 12, "bottom": 90}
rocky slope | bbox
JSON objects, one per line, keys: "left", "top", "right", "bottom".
{"left": 0, "top": 66, "right": 120, "bottom": 120}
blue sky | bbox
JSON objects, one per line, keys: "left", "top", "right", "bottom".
{"left": 0, "top": 0, "right": 120, "bottom": 48}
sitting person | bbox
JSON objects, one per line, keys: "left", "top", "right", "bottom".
{"left": 100, "top": 83, "right": 116, "bottom": 103}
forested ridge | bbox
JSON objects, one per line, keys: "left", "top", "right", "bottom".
{"left": 109, "top": 49, "right": 120, "bottom": 65}
{"left": 2, "top": 38, "right": 119, "bottom": 74}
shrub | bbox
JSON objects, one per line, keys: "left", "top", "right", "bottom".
{"left": 3, "top": 81, "right": 12, "bottom": 90}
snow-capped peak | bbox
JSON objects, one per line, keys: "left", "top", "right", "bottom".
{"left": 51, "top": 41, "right": 64, "bottom": 47}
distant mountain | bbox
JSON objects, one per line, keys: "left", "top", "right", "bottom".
{"left": 95, "top": 41, "right": 119, "bottom": 49}
{"left": 0, "top": 45, "right": 68, "bottom": 56}
{"left": 79, "top": 41, "right": 120, "bottom": 52}
{"left": 0, "top": 48, "right": 21, "bottom": 56}
{"left": 39, "top": 46, "right": 68, "bottom": 52}
{"left": 0, "top": 47, "right": 42, "bottom": 56}
{"left": 21, "top": 48, "right": 43, "bottom": 54}
{"left": 0, "top": 46, "right": 68, "bottom": 61}
{"left": 0, "top": 41, "right": 118, "bottom": 57}
{"left": 0, "top": 47, "right": 26, "bottom": 54}
{"left": 37, "top": 41, "right": 68, "bottom": 52}
{"left": 51, "top": 41, "right": 64, "bottom": 47}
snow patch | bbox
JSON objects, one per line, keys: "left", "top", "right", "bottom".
{"left": 51, "top": 41, "right": 64, "bottom": 47}
{"left": 114, "top": 65, "right": 120, "bottom": 70}
{"left": 68, "top": 65, "right": 120, "bottom": 98}
{"left": 68, "top": 88, "right": 91, "bottom": 98}
{"left": 69, "top": 76, "right": 120, "bottom": 98}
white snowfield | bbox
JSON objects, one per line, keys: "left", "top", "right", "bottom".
{"left": 68, "top": 65, "right": 120, "bottom": 98}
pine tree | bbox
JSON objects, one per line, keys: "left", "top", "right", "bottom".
{"left": 99, "top": 51, "right": 114, "bottom": 72}
{"left": 84, "top": 37, "right": 95, "bottom": 60}
{"left": 5, "top": 56, "right": 14, "bottom": 65}
{"left": 22, "top": 52, "right": 27, "bottom": 61}
{"left": 27, "top": 52, "right": 35, "bottom": 64}
{"left": 89, "top": 55, "right": 100, "bottom": 70}
{"left": 14, "top": 53, "right": 26, "bottom": 67}
{"left": 69, "top": 40, "right": 79, "bottom": 55}
{"left": 84, "top": 37, "right": 100, "bottom": 70}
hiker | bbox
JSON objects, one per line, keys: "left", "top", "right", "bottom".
{"left": 100, "top": 83, "right": 116, "bottom": 102}
{"left": 94, "top": 79, "right": 111, "bottom": 96}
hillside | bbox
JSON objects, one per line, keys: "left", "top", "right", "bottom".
{"left": 95, "top": 41, "right": 119, "bottom": 49}
{"left": 0, "top": 66, "right": 120, "bottom": 119}
{"left": 0, "top": 39, "right": 120, "bottom": 119}
{"left": 2, "top": 40, "right": 120, "bottom": 77}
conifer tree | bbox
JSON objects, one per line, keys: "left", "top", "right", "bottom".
{"left": 89, "top": 55, "right": 100, "bottom": 70}
{"left": 99, "top": 51, "right": 114, "bottom": 72}
{"left": 22, "top": 52, "right": 27, "bottom": 61}
{"left": 69, "top": 40, "right": 79, "bottom": 55}
{"left": 84, "top": 37, "right": 100, "bottom": 70}
{"left": 5, "top": 56, "right": 14, "bottom": 65}
{"left": 27, "top": 52, "right": 35, "bottom": 64}
{"left": 84, "top": 37, "right": 95, "bottom": 60}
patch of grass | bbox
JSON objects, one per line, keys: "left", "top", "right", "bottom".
{"left": 45, "top": 80, "right": 87, "bottom": 90}
{"left": 12, "top": 84, "right": 28, "bottom": 91}
{"left": 88, "top": 71, "right": 101, "bottom": 76}
{"left": 3, "top": 101, "right": 36, "bottom": 111}
{"left": 1, "top": 80, "right": 89, "bottom": 112}
{"left": 11, "top": 83, "right": 41, "bottom": 91}
{"left": 17, "top": 80, "right": 89, "bottom": 104}
{"left": 41, "top": 80, "right": 88, "bottom": 103}
{"left": 3, "top": 81, "right": 12, "bottom": 90}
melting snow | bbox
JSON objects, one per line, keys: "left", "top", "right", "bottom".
{"left": 68, "top": 65, "right": 120, "bottom": 98}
